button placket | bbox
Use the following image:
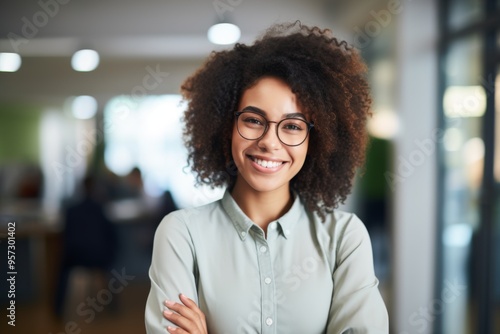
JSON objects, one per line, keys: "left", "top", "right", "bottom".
{"left": 255, "top": 236, "right": 276, "bottom": 334}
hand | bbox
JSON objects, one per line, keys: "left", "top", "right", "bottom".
{"left": 163, "top": 293, "right": 207, "bottom": 334}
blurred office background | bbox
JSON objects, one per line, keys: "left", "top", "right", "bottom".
{"left": 0, "top": 0, "right": 499, "bottom": 333}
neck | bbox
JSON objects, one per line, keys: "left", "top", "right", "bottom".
{"left": 230, "top": 178, "right": 293, "bottom": 233}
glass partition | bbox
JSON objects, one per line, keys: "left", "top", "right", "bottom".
{"left": 439, "top": 33, "right": 484, "bottom": 333}
{"left": 438, "top": 1, "right": 500, "bottom": 332}
{"left": 447, "top": 0, "right": 483, "bottom": 31}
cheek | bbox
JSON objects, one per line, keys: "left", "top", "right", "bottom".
{"left": 294, "top": 142, "right": 309, "bottom": 162}
{"left": 292, "top": 148, "right": 309, "bottom": 172}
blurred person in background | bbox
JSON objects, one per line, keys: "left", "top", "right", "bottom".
{"left": 54, "top": 175, "right": 117, "bottom": 318}
{"left": 16, "top": 165, "right": 44, "bottom": 199}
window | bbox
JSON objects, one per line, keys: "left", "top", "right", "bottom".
{"left": 104, "top": 95, "right": 223, "bottom": 208}
{"left": 437, "top": 1, "right": 500, "bottom": 332}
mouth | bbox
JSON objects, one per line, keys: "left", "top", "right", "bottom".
{"left": 247, "top": 155, "right": 285, "bottom": 169}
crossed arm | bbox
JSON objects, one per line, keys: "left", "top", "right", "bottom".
{"left": 162, "top": 294, "right": 207, "bottom": 334}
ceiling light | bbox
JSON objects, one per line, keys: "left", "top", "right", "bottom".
{"left": 71, "top": 49, "right": 100, "bottom": 72}
{"left": 0, "top": 53, "right": 22, "bottom": 72}
{"left": 72, "top": 95, "right": 98, "bottom": 119}
{"left": 207, "top": 23, "right": 241, "bottom": 45}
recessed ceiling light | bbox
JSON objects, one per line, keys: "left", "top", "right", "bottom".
{"left": 71, "top": 49, "right": 100, "bottom": 72}
{"left": 0, "top": 53, "right": 22, "bottom": 72}
{"left": 207, "top": 23, "right": 241, "bottom": 45}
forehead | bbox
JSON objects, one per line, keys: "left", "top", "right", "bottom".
{"left": 238, "top": 77, "right": 303, "bottom": 115}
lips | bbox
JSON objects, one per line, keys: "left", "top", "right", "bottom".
{"left": 247, "top": 155, "right": 285, "bottom": 169}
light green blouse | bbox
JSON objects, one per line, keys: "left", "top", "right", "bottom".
{"left": 145, "top": 190, "right": 389, "bottom": 333}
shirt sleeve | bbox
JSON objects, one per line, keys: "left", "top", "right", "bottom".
{"left": 145, "top": 212, "right": 199, "bottom": 333}
{"left": 325, "top": 214, "right": 389, "bottom": 334}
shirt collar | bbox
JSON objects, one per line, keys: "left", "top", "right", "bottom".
{"left": 221, "top": 189, "right": 304, "bottom": 241}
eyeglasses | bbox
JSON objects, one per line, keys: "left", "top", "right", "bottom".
{"left": 235, "top": 111, "right": 314, "bottom": 147}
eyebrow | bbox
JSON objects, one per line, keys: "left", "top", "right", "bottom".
{"left": 241, "top": 106, "right": 307, "bottom": 121}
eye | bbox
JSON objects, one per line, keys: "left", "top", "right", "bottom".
{"left": 241, "top": 113, "right": 265, "bottom": 127}
{"left": 284, "top": 124, "right": 301, "bottom": 130}
{"left": 281, "top": 120, "right": 305, "bottom": 132}
{"left": 243, "top": 117, "right": 263, "bottom": 125}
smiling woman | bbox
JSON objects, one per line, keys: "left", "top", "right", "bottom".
{"left": 145, "top": 21, "right": 389, "bottom": 334}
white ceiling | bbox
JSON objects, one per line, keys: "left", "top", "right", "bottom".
{"left": 0, "top": 0, "right": 384, "bottom": 103}
{"left": 0, "top": 0, "right": 357, "bottom": 58}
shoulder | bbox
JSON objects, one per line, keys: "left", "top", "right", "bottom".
{"left": 312, "top": 208, "right": 367, "bottom": 238}
{"left": 309, "top": 208, "right": 370, "bottom": 256}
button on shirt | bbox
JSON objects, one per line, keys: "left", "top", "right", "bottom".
{"left": 145, "top": 190, "right": 389, "bottom": 333}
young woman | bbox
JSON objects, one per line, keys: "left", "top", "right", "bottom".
{"left": 145, "top": 22, "right": 389, "bottom": 334}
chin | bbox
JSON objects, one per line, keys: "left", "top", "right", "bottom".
{"left": 243, "top": 176, "right": 289, "bottom": 194}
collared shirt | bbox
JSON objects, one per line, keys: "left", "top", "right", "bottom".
{"left": 145, "top": 190, "right": 388, "bottom": 333}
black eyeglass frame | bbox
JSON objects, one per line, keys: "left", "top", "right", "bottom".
{"left": 234, "top": 111, "right": 314, "bottom": 147}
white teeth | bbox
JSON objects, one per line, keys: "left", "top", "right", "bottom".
{"left": 254, "top": 158, "right": 283, "bottom": 168}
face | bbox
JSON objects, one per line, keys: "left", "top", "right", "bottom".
{"left": 231, "top": 76, "right": 310, "bottom": 195}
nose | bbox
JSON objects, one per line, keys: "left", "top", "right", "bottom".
{"left": 257, "top": 121, "right": 282, "bottom": 151}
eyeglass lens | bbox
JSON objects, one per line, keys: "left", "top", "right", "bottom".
{"left": 237, "top": 111, "right": 310, "bottom": 146}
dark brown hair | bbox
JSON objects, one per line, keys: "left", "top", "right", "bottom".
{"left": 181, "top": 21, "right": 371, "bottom": 219}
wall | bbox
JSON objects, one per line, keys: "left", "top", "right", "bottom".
{"left": 393, "top": 0, "right": 439, "bottom": 333}
{"left": 0, "top": 104, "right": 41, "bottom": 164}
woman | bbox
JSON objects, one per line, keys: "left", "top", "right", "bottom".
{"left": 145, "top": 22, "right": 389, "bottom": 333}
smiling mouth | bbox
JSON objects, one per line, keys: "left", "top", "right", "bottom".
{"left": 248, "top": 155, "right": 285, "bottom": 169}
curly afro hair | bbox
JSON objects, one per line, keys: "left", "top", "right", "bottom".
{"left": 181, "top": 21, "right": 371, "bottom": 220}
